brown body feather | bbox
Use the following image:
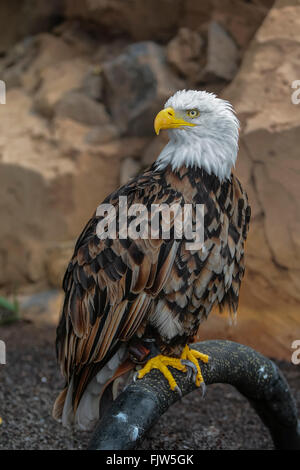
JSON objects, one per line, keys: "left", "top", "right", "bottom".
{"left": 54, "top": 164, "right": 250, "bottom": 419}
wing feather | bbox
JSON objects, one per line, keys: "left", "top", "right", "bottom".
{"left": 56, "top": 174, "right": 183, "bottom": 409}
{"left": 55, "top": 167, "right": 250, "bottom": 413}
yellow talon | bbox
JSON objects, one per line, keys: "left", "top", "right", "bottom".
{"left": 181, "top": 345, "right": 209, "bottom": 387}
{"left": 137, "top": 354, "right": 187, "bottom": 391}
{"left": 136, "top": 346, "right": 209, "bottom": 391}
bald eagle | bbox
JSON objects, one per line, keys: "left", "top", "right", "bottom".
{"left": 53, "top": 90, "right": 251, "bottom": 430}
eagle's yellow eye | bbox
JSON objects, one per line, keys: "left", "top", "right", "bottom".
{"left": 186, "top": 109, "right": 200, "bottom": 119}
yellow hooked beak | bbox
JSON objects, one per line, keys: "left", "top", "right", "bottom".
{"left": 154, "top": 107, "right": 196, "bottom": 135}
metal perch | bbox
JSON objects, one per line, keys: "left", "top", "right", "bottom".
{"left": 88, "top": 340, "right": 300, "bottom": 450}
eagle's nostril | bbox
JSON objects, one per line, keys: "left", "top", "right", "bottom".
{"left": 168, "top": 111, "right": 173, "bottom": 116}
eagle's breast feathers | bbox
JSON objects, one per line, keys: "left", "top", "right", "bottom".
{"left": 55, "top": 164, "right": 250, "bottom": 418}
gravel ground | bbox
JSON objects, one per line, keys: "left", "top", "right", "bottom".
{"left": 0, "top": 320, "right": 299, "bottom": 450}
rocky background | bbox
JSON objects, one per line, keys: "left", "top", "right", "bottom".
{"left": 0, "top": 0, "right": 299, "bottom": 360}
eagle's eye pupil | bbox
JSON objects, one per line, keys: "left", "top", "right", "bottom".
{"left": 187, "top": 109, "right": 199, "bottom": 118}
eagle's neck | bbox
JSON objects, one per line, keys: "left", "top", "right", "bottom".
{"left": 155, "top": 126, "right": 238, "bottom": 181}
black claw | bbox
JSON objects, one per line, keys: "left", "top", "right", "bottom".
{"left": 200, "top": 381, "right": 206, "bottom": 398}
{"left": 174, "top": 385, "right": 182, "bottom": 397}
{"left": 181, "top": 359, "right": 198, "bottom": 383}
{"left": 133, "top": 372, "right": 139, "bottom": 383}
{"left": 186, "top": 367, "right": 193, "bottom": 381}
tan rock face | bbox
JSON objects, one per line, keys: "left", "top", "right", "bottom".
{"left": 0, "top": 89, "right": 122, "bottom": 289}
{"left": 0, "top": 33, "right": 87, "bottom": 92}
{"left": 65, "top": 0, "right": 270, "bottom": 49}
{"left": 55, "top": 91, "right": 113, "bottom": 127}
{"left": 200, "top": 21, "right": 239, "bottom": 82}
{"left": 141, "top": 133, "right": 169, "bottom": 169}
{"left": 120, "top": 157, "right": 141, "bottom": 185}
{"left": 220, "top": 0, "right": 300, "bottom": 359}
{"left": 167, "top": 28, "right": 204, "bottom": 83}
{"left": 64, "top": 0, "right": 183, "bottom": 42}
{"left": 33, "top": 58, "right": 88, "bottom": 118}
{"left": 45, "top": 242, "right": 75, "bottom": 289}
{"left": 0, "top": 1, "right": 63, "bottom": 53}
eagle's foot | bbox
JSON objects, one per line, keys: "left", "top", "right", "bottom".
{"left": 134, "top": 346, "right": 209, "bottom": 396}
{"left": 180, "top": 345, "right": 209, "bottom": 395}
{"left": 134, "top": 354, "right": 187, "bottom": 394}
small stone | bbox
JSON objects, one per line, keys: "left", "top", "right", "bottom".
{"left": 167, "top": 28, "right": 204, "bottom": 82}
{"left": 55, "top": 91, "right": 112, "bottom": 127}
{"left": 102, "top": 41, "right": 183, "bottom": 136}
{"left": 81, "top": 69, "right": 103, "bottom": 101}
{"left": 85, "top": 124, "right": 119, "bottom": 145}
{"left": 200, "top": 22, "right": 239, "bottom": 82}
{"left": 33, "top": 58, "right": 88, "bottom": 118}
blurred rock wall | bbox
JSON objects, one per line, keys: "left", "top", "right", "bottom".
{"left": 0, "top": 0, "right": 299, "bottom": 358}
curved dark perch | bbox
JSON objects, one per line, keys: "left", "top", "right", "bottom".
{"left": 88, "top": 340, "right": 300, "bottom": 450}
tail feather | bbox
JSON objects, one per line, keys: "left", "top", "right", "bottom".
{"left": 52, "top": 387, "right": 68, "bottom": 421}
{"left": 52, "top": 346, "right": 134, "bottom": 430}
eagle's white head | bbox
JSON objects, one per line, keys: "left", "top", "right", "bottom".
{"left": 154, "top": 89, "right": 239, "bottom": 180}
